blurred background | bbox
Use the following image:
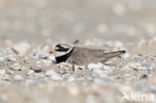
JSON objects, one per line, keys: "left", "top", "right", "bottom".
{"left": 0, "top": 0, "right": 156, "bottom": 43}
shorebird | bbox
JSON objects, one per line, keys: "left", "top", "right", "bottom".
{"left": 50, "top": 43, "right": 126, "bottom": 66}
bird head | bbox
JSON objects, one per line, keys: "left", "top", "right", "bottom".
{"left": 50, "top": 44, "right": 73, "bottom": 57}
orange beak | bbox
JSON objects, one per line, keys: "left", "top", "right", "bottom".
{"left": 51, "top": 49, "right": 57, "bottom": 54}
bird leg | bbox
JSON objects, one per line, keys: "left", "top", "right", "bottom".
{"left": 72, "top": 64, "right": 75, "bottom": 72}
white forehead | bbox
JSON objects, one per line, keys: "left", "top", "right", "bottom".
{"left": 54, "top": 47, "right": 73, "bottom": 57}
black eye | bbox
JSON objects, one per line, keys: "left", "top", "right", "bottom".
{"left": 55, "top": 45, "right": 69, "bottom": 52}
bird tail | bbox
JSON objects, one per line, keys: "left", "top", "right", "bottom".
{"left": 103, "top": 50, "right": 126, "bottom": 60}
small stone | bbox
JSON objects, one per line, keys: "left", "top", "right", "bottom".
{"left": 31, "top": 66, "right": 42, "bottom": 73}
{"left": 45, "top": 70, "right": 62, "bottom": 80}
{"left": 122, "top": 53, "right": 130, "bottom": 59}
{"left": 0, "top": 48, "right": 5, "bottom": 53}
{"left": 26, "top": 70, "right": 34, "bottom": 76}
{"left": 135, "top": 85, "right": 143, "bottom": 92}
{"left": 0, "top": 57, "right": 5, "bottom": 61}
{"left": 87, "top": 63, "right": 103, "bottom": 69}
{"left": 10, "top": 63, "right": 22, "bottom": 71}
{"left": 137, "top": 59, "right": 146, "bottom": 64}
{"left": 41, "top": 45, "right": 50, "bottom": 53}
{"left": 44, "top": 70, "right": 54, "bottom": 76}
{"left": 150, "top": 56, "right": 156, "bottom": 60}
{"left": 11, "top": 48, "right": 19, "bottom": 54}
{"left": 6, "top": 55, "right": 17, "bottom": 62}
{"left": 0, "top": 70, "right": 5, "bottom": 78}
{"left": 128, "top": 62, "right": 145, "bottom": 70}
{"left": 148, "top": 36, "right": 156, "bottom": 46}
{"left": 48, "top": 55, "right": 55, "bottom": 61}
{"left": 67, "top": 76, "right": 75, "bottom": 82}
{"left": 39, "top": 54, "right": 48, "bottom": 59}
{"left": 140, "top": 74, "right": 148, "bottom": 79}
{"left": 13, "top": 42, "right": 31, "bottom": 55}
{"left": 0, "top": 94, "right": 8, "bottom": 102}
{"left": 40, "top": 60, "right": 52, "bottom": 66}
{"left": 2, "top": 74, "right": 10, "bottom": 81}
{"left": 0, "top": 70, "right": 5, "bottom": 75}
{"left": 92, "top": 68, "right": 106, "bottom": 78}
{"left": 23, "top": 56, "right": 29, "bottom": 63}
{"left": 6, "top": 70, "right": 14, "bottom": 75}
{"left": 14, "top": 75, "right": 24, "bottom": 80}
{"left": 114, "top": 41, "right": 123, "bottom": 48}
{"left": 138, "top": 38, "right": 147, "bottom": 48}
{"left": 68, "top": 86, "right": 80, "bottom": 97}
{"left": 103, "top": 65, "right": 111, "bottom": 70}
{"left": 152, "top": 77, "right": 156, "bottom": 83}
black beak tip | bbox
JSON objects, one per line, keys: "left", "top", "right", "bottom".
{"left": 49, "top": 51, "right": 52, "bottom": 54}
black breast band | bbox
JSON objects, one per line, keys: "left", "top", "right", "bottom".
{"left": 55, "top": 47, "right": 74, "bottom": 63}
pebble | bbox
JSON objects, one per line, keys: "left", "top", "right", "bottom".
{"left": 14, "top": 75, "right": 24, "bottom": 80}
{"left": 139, "top": 74, "right": 148, "bottom": 79}
{"left": 0, "top": 48, "right": 5, "bottom": 54}
{"left": 67, "top": 76, "right": 75, "bottom": 82}
{"left": 0, "top": 57, "right": 5, "bottom": 61}
{"left": 44, "top": 70, "right": 54, "bottom": 76}
{"left": 138, "top": 38, "right": 147, "bottom": 48}
{"left": 1, "top": 74, "right": 10, "bottom": 81}
{"left": 48, "top": 55, "right": 55, "bottom": 61}
{"left": 152, "top": 77, "right": 156, "bottom": 83}
{"left": 0, "top": 70, "right": 5, "bottom": 75}
{"left": 135, "top": 85, "right": 143, "bottom": 92}
{"left": 45, "top": 70, "right": 62, "bottom": 80}
{"left": 114, "top": 41, "right": 124, "bottom": 48}
{"left": 41, "top": 45, "right": 49, "bottom": 54}
{"left": 105, "top": 41, "right": 124, "bottom": 48}
{"left": 40, "top": 60, "right": 52, "bottom": 66}
{"left": 0, "top": 70, "right": 5, "bottom": 78}
{"left": 23, "top": 56, "right": 29, "bottom": 62}
{"left": 26, "top": 70, "right": 34, "bottom": 76}
{"left": 137, "top": 59, "right": 146, "bottom": 64}
{"left": 31, "top": 66, "right": 42, "bottom": 73}
{"left": 103, "top": 65, "right": 111, "bottom": 70}
{"left": 5, "top": 70, "right": 14, "bottom": 75}
{"left": 87, "top": 63, "right": 103, "bottom": 70}
{"left": 148, "top": 36, "right": 156, "bottom": 46}
{"left": 10, "top": 63, "right": 22, "bottom": 71}
{"left": 6, "top": 55, "right": 17, "bottom": 62}
{"left": 13, "top": 42, "right": 31, "bottom": 55}
{"left": 128, "top": 62, "right": 146, "bottom": 70}
{"left": 93, "top": 68, "right": 106, "bottom": 78}
{"left": 122, "top": 53, "right": 130, "bottom": 59}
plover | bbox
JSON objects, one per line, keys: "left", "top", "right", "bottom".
{"left": 50, "top": 43, "right": 126, "bottom": 66}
